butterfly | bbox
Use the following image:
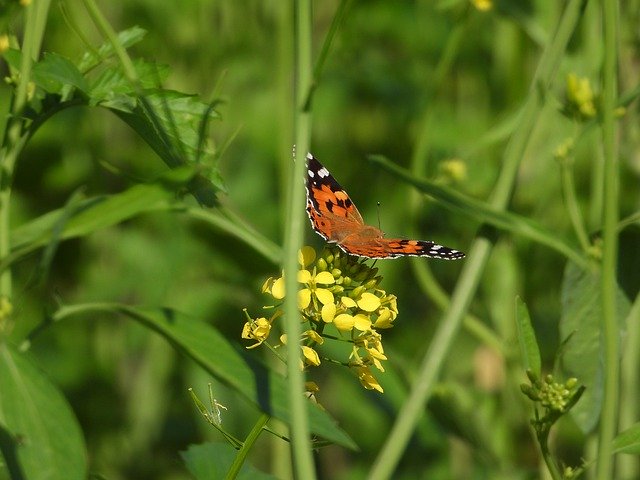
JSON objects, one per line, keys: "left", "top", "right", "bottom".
{"left": 305, "top": 153, "right": 465, "bottom": 260}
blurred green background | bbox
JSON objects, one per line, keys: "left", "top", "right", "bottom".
{"left": 2, "top": 0, "right": 639, "bottom": 478}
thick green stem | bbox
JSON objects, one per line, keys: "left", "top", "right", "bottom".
{"left": 283, "top": 1, "right": 315, "bottom": 479}
{"left": 596, "top": 0, "right": 620, "bottom": 478}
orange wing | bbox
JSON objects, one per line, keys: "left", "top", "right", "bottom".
{"left": 305, "top": 153, "right": 364, "bottom": 243}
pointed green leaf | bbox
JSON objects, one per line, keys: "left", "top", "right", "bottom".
{"left": 7, "top": 183, "right": 176, "bottom": 270}
{"left": 368, "top": 155, "right": 588, "bottom": 269}
{"left": 514, "top": 297, "right": 541, "bottom": 377}
{"left": 32, "top": 53, "right": 89, "bottom": 94}
{"left": 78, "top": 26, "right": 148, "bottom": 72}
{"left": 0, "top": 343, "right": 87, "bottom": 480}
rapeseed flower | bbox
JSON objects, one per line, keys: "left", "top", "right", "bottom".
{"left": 242, "top": 246, "right": 400, "bottom": 393}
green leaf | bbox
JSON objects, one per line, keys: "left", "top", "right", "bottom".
{"left": 32, "top": 53, "right": 89, "bottom": 94}
{"left": 1, "top": 48, "right": 22, "bottom": 70}
{"left": 181, "top": 442, "right": 277, "bottom": 480}
{"left": 514, "top": 297, "right": 541, "bottom": 377}
{"left": 367, "top": 155, "right": 588, "bottom": 269}
{"left": 7, "top": 183, "right": 176, "bottom": 271}
{"left": 613, "top": 422, "right": 640, "bottom": 455}
{"left": 88, "top": 60, "right": 171, "bottom": 109}
{"left": 50, "top": 304, "right": 357, "bottom": 450}
{"left": 0, "top": 343, "right": 87, "bottom": 480}
{"left": 109, "top": 92, "right": 223, "bottom": 206}
{"left": 559, "top": 262, "right": 630, "bottom": 433}
{"left": 78, "top": 26, "right": 148, "bottom": 72}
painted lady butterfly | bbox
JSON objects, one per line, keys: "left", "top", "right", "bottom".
{"left": 305, "top": 153, "right": 465, "bottom": 260}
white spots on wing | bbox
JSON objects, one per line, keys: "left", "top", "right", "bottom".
{"left": 306, "top": 152, "right": 314, "bottom": 160}
{"left": 308, "top": 169, "right": 315, "bottom": 178}
{"left": 431, "top": 244, "right": 442, "bottom": 250}
{"left": 318, "top": 167, "right": 330, "bottom": 178}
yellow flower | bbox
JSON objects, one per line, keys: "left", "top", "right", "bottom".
{"left": 0, "top": 35, "right": 10, "bottom": 54}
{"left": 0, "top": 296, "right": 13, "bottom": 320}
{"left": 241, "top": 310, "right": 280, "bottom": 349}
{"left": 302, "top": 329, "right": 324, "bottom": 345}
{"left": 298, "top": 246, "right": 316, "bottom": 266}
{"left": 566, "top": 73, "right": 597, "bottom": 119}
{"left": 301, "top": 345, "right": 321, "bottom": 366}
{"left": 243, "top": 246, "right": 401, "bottom": 395}
{"left": 262, "top": 275, "right": 285, "bottom": 299}
{"left": 471, "top": 0, "right": 492, "bottom": 11}
{"left": 354, "top": 331, "right": 387, "bottom": 371}
{"left": 334, "top": 313, "right": 355, "bottom": 332}
{"left": 297, "top": 268, "right": 335, "bottom": 309}
{"left": 439, "top": 158, "right": 467, "bottom": 183}
{"left": 357, "top": 292, "right": 381, "bottom": 312}
{"left": 355, "top": 366, "right": 384, "bottom": 393}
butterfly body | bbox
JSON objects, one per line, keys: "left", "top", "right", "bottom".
{"left": 305, "top": 153, "right": 465, "bottom": 260}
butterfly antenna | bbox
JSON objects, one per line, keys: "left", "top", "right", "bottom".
{"left": 376, "top": 202, "right": 382, "bottom": 230}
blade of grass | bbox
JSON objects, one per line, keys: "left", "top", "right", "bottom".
{"left": 369, "top": 155, "right": 589, "bottom": 269}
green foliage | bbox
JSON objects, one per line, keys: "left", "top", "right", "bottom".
{"left": 0, "top": 343, "right": 86, "bottom": 480}
{"left": 0, "top": 0, "right": 638, "bottom": 479}
{"left": 181, "top": 442, "right": 277, "bottom": 480}
{"left": 560, "top": 261, "right": 631, "bottom": 433}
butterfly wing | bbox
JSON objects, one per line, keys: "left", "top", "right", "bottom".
{"left": 305, "top": 153, "right": 365, "bottom": 242}
{"left": 341, "top": 237, "right": 466, "bottom": 260}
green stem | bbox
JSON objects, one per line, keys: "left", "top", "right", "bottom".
{"left": 412, "top": 262, "right": 505, "bottom": 354}
{"left": 81, "top": 0, "right": 139, "bottom": 84}
{"left": 0, "top": 0, "right": 52, "bottom": 303}
{"left": 368, "top": 2, "right": 586, "bottom": 478}
{"left": 283, "top": 1, "right": 315, "bottom": 479}
{"left": 538, "top": 429, "right": 563, "bottom": 480}
{"left": 226, "top": 413, "right": 271, "bottom": 480}
{"left": 560, "top": 159, "right": 591, "bottom": 253}
{"left": 303, "top": 0, "right": 353, "bottom": 109}
{"left": 617, "top": 292, "right": 640, "bottom": 478}
{"left": 596, "top": 0, "right": 620, "bottom": 477}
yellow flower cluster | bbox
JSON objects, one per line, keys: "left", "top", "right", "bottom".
{"left": 564, "top": 73, "right": 597, "bottom": 120}
{"left": 242, "top": 246, "right": 399, "bottom": 393}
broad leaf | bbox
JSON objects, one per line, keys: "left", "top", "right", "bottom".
{"left": 559, "top": 262, "right": 630, "bottom": 433}
{"left": 0, "top": 343, "right": 87, "bottom": 480}
{"left": 181, "top": 442, "right": 277, "bottom": 480}
{"left": 50, "top": 304, "right": 357, "bottom": 450}
{"left": 32, "top": 53, "right": 89, "bottom": 94}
